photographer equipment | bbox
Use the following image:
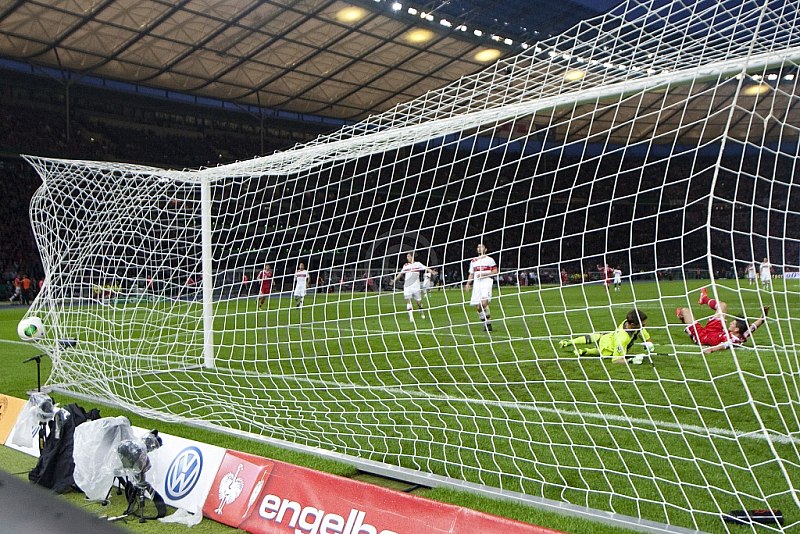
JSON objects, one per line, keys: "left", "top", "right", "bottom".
{"left": 113, "top": 430, "right": 166, "bottom": 523}
{"left": 22, "top": 354, "right": 47, "bottom": 393}
{"left": 29, "top": 402, "right": 101, "bottom": 493}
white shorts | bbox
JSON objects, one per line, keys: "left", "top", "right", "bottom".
{"left": 294, "top": 287, "right": 307, "bottom": 297}
{"left": 404, "top": 285, "right": 422, "bottom": 302}
{"left": 470, "top": 278, "right": 493, "bottom": 305}
{"left": 422, "top": 281, "right": 432, "bottom": 292}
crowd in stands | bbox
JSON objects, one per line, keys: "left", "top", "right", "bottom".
{"left": 0, "top": 159, "right": 44, "bottom": 301}
{"left": 0, "top": 84, "right": 780, "bottom": 307}
{"left": 0, "top": 104, "right": 266, "bottom": 168}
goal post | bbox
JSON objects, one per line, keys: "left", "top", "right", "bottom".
{"left": 20, "top": 0, "right": 800, "bottom": 531}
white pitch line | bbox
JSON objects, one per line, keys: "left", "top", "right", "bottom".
{"left": 276, "top": 371, "right": 800, "bottom": 447}
{"left": 0, "top": 339, "right": 44, "bottom": 348}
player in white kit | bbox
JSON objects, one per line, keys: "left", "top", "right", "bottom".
{"left": 746, "top": 263, "right": 756, "bottom": 286}
{"left": 294, "top": 263, "right": 309, "bottom": 307}
{"left": 422, "top": 269, "right": 439, "bottom": 301}
{"left": 760, "top": 258, "right": 772, "bottom": 289}
{"left": 391, "top": 252, "right": 433, "bottom": 322}
{"left": 613, "top": 268, "right": 622, "bottom": 292}
{"left": 464, "top": 243, "right": 498, "bottom": 332}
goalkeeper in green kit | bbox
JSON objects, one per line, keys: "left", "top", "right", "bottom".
{"left": 559, "top": 309, "right": 653, "bottom": 364}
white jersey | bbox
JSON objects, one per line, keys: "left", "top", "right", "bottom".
{"left": 469, "top": 255, "right": 497, "bottom": 280}
{"left": 746, "top": 265, "right": 756, "bottom": 279}
{"left": 402, "top": 261, "right": 427, "bottom": 289}
{"left": 469, "top": 255, "right": 496, "bottom": 305}
{"left": 294, "top": 269, "right": 308, "bottom": 296}
{"left": 423, "top": 272, "right": 432, "bottom": 289}
{"left": 760, "top": 262, "right": 771, "bottom": 281}
{"left": 613, "top": 269, "right": 622, "bottom": 283}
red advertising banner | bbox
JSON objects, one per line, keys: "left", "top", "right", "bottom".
{"left": 205, "top": 450, "right": 562, "bottom": 534}
{"left": 203, "top": 450, "right": 275, "bottom": 529}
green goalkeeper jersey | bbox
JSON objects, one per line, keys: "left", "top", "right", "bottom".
{"left": 598, "top": 321, "right": 651, "bottom": 359}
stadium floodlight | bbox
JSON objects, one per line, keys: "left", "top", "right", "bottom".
{"left": 20, "top": 0, "right": 800, "bottom": 531}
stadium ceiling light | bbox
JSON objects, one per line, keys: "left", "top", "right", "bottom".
{"left": 336, "top": 7, "right": 367, "bottom": 22}
{"left": 457, "top": 24, "right": 467, "bottom": 31}
{"left": 744, "top": 83, "right": 770, "bottom": 95}
{"left": 406, "top": 28, "right": 434, "bottom": 43}
{"left": 784, "top": 73, "right": 795, "bottom": 81}
{"left": 391, "top": 2, "right": 402, "bottom": 11}
{"left": 564, "top": 70, "right": 585, "bottom": 81}
{"left": 440, "top": 19, "right": 452, "bottom": 27}
{"left": 504, "top": 38, "right": 513, "bottom": 45}
{"left": 766, "top": 73, "right": 778, "bottom": 81}
{"left": 474, "top": 29, "right": 483, "bottom": 37}
{"left": 407, "top": 7, "right": 417, "bottom": 14}
{"left": 474, "top": 48, "right": 502, "bottom": 62}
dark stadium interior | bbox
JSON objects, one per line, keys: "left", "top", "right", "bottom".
{"left": 1, "top": 0, "right": 798, "bottom": 298}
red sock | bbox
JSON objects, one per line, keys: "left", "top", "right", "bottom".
{"left": 707, "top": 299, "right": 718, "bottom": 310}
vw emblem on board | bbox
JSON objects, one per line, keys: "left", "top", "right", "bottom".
{"left": 165, "top": 446, "right": 204, "bottom": 500}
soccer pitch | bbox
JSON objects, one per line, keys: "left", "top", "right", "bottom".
{"left": 49, "top": 278, "right": 800, "bottom": 531}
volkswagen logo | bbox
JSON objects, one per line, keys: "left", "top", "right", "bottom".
{"left": 164, "top": 446, "right": 203, "bottom": 500}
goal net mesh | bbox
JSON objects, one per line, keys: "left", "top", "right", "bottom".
{"left": 23, "top": 0, "right": 800, "bottom": 530}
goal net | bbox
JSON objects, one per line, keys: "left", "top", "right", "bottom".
{"left": 23, "top": 0, "right": 800, "bottom": 530}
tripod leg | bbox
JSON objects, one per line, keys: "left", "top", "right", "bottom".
{"left": 139, "top": 489, "right": 146, "bottom": 523}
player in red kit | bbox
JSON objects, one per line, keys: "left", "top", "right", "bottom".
{"left": 597, "top": 264, "right": 612, "bottom": 289}
{"left": 676, "top": 287, "right": 769, "bottom": 354}
{"left": 258, "top": 264, "right": 273, "bottom": 308}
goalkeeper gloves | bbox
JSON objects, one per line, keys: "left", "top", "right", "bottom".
{"left": 644, "top": 341, "right": 655, "bottom": 352}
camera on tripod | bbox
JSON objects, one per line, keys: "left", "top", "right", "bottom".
{"left": 114, "top": 430, "right": 165, "bottom": 523}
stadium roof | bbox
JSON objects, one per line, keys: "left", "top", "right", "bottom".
{"left": 0, "top": 0, "right": 619, "bottom": 121}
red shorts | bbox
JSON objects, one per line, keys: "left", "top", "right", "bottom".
{"left": 260, "top": 282, "right": 271, "bottom": 294}
{"left": 686, "top": 318, "right": 730, "bottom": 346}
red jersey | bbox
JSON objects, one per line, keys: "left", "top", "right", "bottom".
{"left": 686, "top": 317, "right": 758, "bottom": 348}
{"left": 258, "top": 269, "right": 272, "bottom": 293}
{"left": 599, "top": 266, "right": 612, "bottom": 285}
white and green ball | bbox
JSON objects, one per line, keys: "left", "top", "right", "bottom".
{"left": 18, "top": 316, "right": 45, "bottom": 341}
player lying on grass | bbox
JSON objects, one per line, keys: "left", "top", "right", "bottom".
{"left": 676, "top": 287, "right": 769, "bottom": 354}
{"left": 559, "top": 309, "right": 653, "bottom": 364}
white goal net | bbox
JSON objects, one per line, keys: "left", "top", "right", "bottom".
{"left": 22, "top": 0, "right": 800, "bottom": 531}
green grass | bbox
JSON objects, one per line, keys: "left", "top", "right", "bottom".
{"left": 4, "top": 278, "right": 799, "bottom": 533}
